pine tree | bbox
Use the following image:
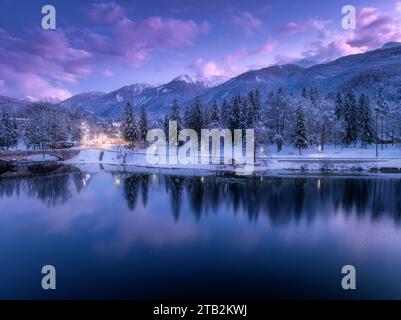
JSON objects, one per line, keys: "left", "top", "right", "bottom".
{"left": 252, "top": 90, "right": 262, "bottom": 125}
{"left": 376, "top": 90, "right": 390, "bottom": 150}
{"left": 24, "top": 112, "right": 47, "bottom": 149}
{"left": 163, "top": 115, "right": 169, "bottom": 138}
{"left": 230, "top": 95, "right": 241, "bottom": 131}
{"left": 0, "top": 111, "right": 18, "bottom": 150}
{"left": 183, "top": 106, "right": 192, "bottom": 129}
{"left": 240, "top": 95, "right": 250, "bottom": 130}
{"left": 69, "top": 111, "right": 82, "bottom": 144}
{"left": 335, "top": 92, "right": 343, "bottom": 119}
{"left": 358, "top": 94, "right": 375, "bottom": 148}
{"left": 139, "top": 105, "right": 149, "bottom": 142}
{"left": 294, "top": 103, "right": 308, "bottom": 155}
{"left": 220, "top": 99, "right": 231, "bottom": 128}
{"left": 121, "top": 102, "right": 139, "bottom": 148}
{"left": 343, "top": 91, "right": 357, "bottom": 146}
{"left": 170, "top": 99, "right": 182, "bottom": 131}
{"left": 209, "top": 100, "right": 220, "bottom": 128}
{"left": 191, "top": 97, "right": 203, "bottom": 136}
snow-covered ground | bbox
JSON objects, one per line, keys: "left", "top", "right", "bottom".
{"left": 63, "top": 144, "right": 401, "bottom": 175}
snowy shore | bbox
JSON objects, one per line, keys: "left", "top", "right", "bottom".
{"left": 62, "top": 145, "right": 401, "bottom": 175}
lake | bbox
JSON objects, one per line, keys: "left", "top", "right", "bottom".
{"left": 1, "top": 167, "right": 401, "bottom": 299}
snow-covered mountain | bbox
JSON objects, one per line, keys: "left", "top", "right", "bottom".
{"left": 203, "top": 42, "right": 401, "bottom": 103}
{"left": 2, "top": 42, "right": 401, "bottom": 118}
{"left": 0, "top": 95, "right": 29, "bottom": 114}
{"left": 58, "top": 74, "right": 217, "bottom": 118}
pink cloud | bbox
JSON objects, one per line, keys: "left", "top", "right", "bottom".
{"left": 89, "top": 2, "right": 125, "bottom": 23}
{"left": 230, "top": 10, "right": 263, "bottom": 35}
{"left": 292, "top": 6, "right": 401, "bottom": 66}
{"left": 83, "top": 13, "right": 209, "bottom": 68}
{"left": 189, "top": 58, "right": 224, "bottom": 77}
{"left": 224, "top": 47, "right": 249, "bottom": 65}
{"left": 346, "top": 7, "right": 401, "bottom": 50}
{"left": 0, "top": 2, "right": 210, "bottom": 100}
{"left": 16, "top": 74, "right": 72, "bottom": 102}
{"left": 101, "top": 69, "right": 114, "bottom": 77}
{"left": 251, "top": 40, "right": 277, "bottom": 55}
{"left": 279, "top": 19, "right": 330, "bottom": 37}
{"left": 279, "top": 22, "right": 306, "bottom": 34}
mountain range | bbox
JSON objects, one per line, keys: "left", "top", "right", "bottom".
{"left": 2, "top": 42, "right": 401, "bottom": 118}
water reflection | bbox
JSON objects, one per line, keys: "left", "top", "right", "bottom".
{"left": 2, "top": 168, "right": 401, "bottom": 299}
{"left": 1, "top": 169, "right": 401, "bottom": 225}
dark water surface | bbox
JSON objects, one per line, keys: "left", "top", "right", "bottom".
{"left": 1, "top": 168, "right": 401, "bottom": 299}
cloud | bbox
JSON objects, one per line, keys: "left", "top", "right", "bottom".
{"left": 345, "top": 7, "right": 401, "bottom": 50}
{"left": 224, "top": 47, "right": 249, "bottom": 65}
{"left": 279, "top": 22, "right": 306, "bottom": 34}
{"left": 291, "top": 6, "right": 401, "bottom": 66}
{"left": 82, "top": 10, "right": 210, "bottom": 68}
{"left": 101, "top": 69, "right": 114, "bottom": 77}
{"left": 0, "top": 80, "right": 4, "bottom": 87}
{"left": 229, "top": 9, "right": 263, "bottom": 35}
{"left": 251, "top": 40, "right": 277, "bottom": 54}
{"left": 189, "top": 58, "right": 224, "bottom": 77}
{"left": 0, "top": 2, "right": 210, "bottom": 99}
{"left": 300, "top": 39, "right": 360, "bottom": 65}
{"left": 397, "top": 2, "right": 401, "bottom": 13}
{"left": 279, "top": 18, "right": 330, "bottom": 37}
{"left": 89, "top": 2, "right": 125, "bottom": 23}
{"left": 0, "top": 29, "right": 89, "bottom": 100}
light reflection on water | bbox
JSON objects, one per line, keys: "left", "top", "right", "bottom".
{"left": 1, "top": 167, "right": 401, "bottom": 299}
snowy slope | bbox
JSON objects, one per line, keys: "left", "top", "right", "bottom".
{"left": 54, "top": 41, "right": 401, "bottom": 117}
{"left": 203, "top": 42, "right": 401, "bottom": 103}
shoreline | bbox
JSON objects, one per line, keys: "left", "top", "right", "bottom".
{"left": 1, "top": 146, "right": 401, "bottom": 178}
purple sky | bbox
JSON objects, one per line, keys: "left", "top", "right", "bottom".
{"left": 0, "top": 0, "right": 401, "bottom": 101}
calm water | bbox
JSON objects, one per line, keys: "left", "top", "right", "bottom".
{"left": 1, "top": 167, "right": 401, "bottom": 299}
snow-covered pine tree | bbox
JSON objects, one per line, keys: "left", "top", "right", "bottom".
{"left": 202, "top": 104, "right": 210, "bottom": 129}
{"left": 343, "top": 91, "right": 358, "bottom": 146}
{"left": 252, "top": 90, "right": 262, "bottom": 125}
{"left": 358, "top": 94, "right": 375, "bottom": 148}
{"left": 230, "top": 95, "right": 241, "bottom": 131}
{"left": 335, "top": 92, "right": 343, "bottom": 120}
{"left": 139, "top": 105, "right": 149, "bottom": 142}
{"left": 220, "top": 99, "right": 231, "bottom": 128}
{"left": 191, "top": 96, "right": 203, "bottom": 136}
{"left": 183, "top": 106, "right": 192, "bottom": 129}
{"left": 163, "top": 115, "right": 169, "bottom": 138}
{"left": 294, "top": 103, "right": 308, "bottom": 155}
{"left": 69, "top": 110, "right": 82, "bottom": 144}
{"left": 240, "top": 95, "right": 251, "bottom": 131}
{"left": 121, "top": 102, "right": 139, "bottom": 148}
{"left": 24, "top": 112, "right": 47, "bottom": 149}
{"left": 170, "top": 99, "right": 182, "bottom": 131}
{"left": 209, "top": 100, "right": 220, "bottom": 129}
{"left": 376, "top": 90, "right": 390, "bottom": 150}
{"left": 0, "top": 111, "right": 18, "bottom": 150}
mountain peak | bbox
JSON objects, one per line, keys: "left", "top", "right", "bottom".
{"left": 381, "top": 42, "right": 401, "bottom": 49}
{"left": 172, "top": 74, "right": 227, "bottom": 87}
{"left": 173, "top": 74, "right": 194, "bottom": 83}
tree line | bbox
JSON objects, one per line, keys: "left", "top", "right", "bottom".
{"left": 121, "top": 87, "right": 399, "bottom": 155}
{"left": 0, "top": 104, "right": 84, "bottom": 150}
